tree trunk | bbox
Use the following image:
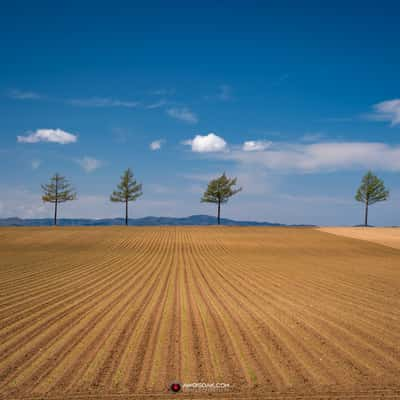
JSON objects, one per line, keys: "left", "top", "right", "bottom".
{"left": 125, "top": 200, "right": 128, "bottom": 226}
{"left": 54, "top": 200, "right": 58, "bottom": 226}
{"left": 54, "top": 175, "right": 58, "bottom": 226}
{"left": 217, "top": 200, "right": 221, "bottom": 225}
{"left": 364, "top": 201, "right": 369, "bottom": 227}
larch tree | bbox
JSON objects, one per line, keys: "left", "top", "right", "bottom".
{"left": 110, "top": 168, "right": 143, "bottom": 225}
{"left": 355, "top": 171, "right": 389, "bottom": 227}
{"left": 201, "top": 173, "right": 242, "bottom": 225}
{"left": 41, "top": 173, "right": 77, "bottom": 226}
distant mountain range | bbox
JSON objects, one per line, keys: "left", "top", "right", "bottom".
{"left": 0, "top": 215, "right": 314, "bottom": 227}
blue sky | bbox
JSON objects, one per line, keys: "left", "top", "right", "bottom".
{"left": 1, "top": 1, "right": 400, "bottom": 225}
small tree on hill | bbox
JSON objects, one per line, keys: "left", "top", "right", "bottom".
{"left": 110, "top": 168, "right": 142, "bottom": 225}
{"left": 355, "top": 171, "right": 389, "bottom": 227}
{"left": 41, "top": 173, "right": 77, "bottom": 225}
{"left": 201, "top": 173, "right": 242, "bottom": 225}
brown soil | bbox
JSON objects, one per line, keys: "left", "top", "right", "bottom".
{"left": 317, "top": 227, "right": 400, "bottom": 249}
{"left": 0, "top": 227, "right": 399, "bottom": 399}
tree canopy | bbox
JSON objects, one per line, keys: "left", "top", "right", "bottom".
{"left": 41, "top": 173, "right": 76, "bottom": 204}
{"left": 110, "top": 168, "right": 142, "bottom": 225}
{"left": 201, "top": 173, "right": 242, "bottom": 204}
{"left": 110, "top": 168, "right": 143, "bottom": 203}
{"left": 201, "top": 173, "right": 242, "bottom": 224}
{"left": 41, "top": 173, "right": 76, "bottom": 225}
{"left": 355, "top": 170, "right": 389, "bottom": 226}
{"left": 355, "top": 171, "right": 389, "bottom": 205}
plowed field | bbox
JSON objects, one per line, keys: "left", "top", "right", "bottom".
{"left": 0, "top": 227, "right": 399, "bottom": 399}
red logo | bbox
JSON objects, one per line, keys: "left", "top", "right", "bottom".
{"left": 170, "top": 381, "right": 181, "bottom": 392}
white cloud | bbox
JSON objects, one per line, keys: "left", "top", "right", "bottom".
{"left": 76, "top": 157, "right": 103, "bottom": 173}
{"left": 145, "top": 99, "right": 167, "bottom": 109}
{"left": 68, "top": 97, "right": 139, "bottom": 108}
{"left": 222, "top": 141, "right": 400, "bottom": 172}
{"left": 149, "top": 139, "right": 164, "bottom": 151}
{"left": 242, "top": 140, "right": 272, "bottom": 151}
{"left": 372, "top": 99, "right": 400, "bottom": 126}
{"left": 31, "top": 159, "right": 41, "bottom": 169}
{"left": 166, "top": 107, "right": 198, "bottom": 124}
{"left": 183, "top": 133, "right": 227, "bottom": 153}
{"left": 17, "top": 129, "right": 78, "bottom": 144}
{"left": 8, "top": 89, "right": 42, "bottom": 100}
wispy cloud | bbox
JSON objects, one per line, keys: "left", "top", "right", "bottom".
{"left": 31, "top": 159, "right": 41, "bottom": 170}
{"left": 167, "top": 107, "right": 198, "bottom": 124}
{"left": 149, "top": 139, "right": 165, "bottom": 151}
{"left": 242, "top": 140, "right": 272, "bottom": 151}
{"left": 7, "top": 89, "right": 173, "bottom": 111}
{"left": 76, "top": 156, "right": 103, "bottom": 173}
{"left": 8, "top": 89, "right": 42, "bottom": 100}
{"left": 370, "top": 99, "right": 400, "bottom": 126}
{"left": 145, "top": 99, "right": 167, "bottom": 109}
{"left": 68, "top": 97, "right": 139, "bottom": 108}
{"left": 222, "top": 141, "right": 400, "bottom": 172}
{"left": 183, "top": 133, "right": 227, "bottom": 153}
{"left": 17, "top": 129, "right": 78, "bottom": 144}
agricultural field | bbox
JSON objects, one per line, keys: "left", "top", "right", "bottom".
{"left": 317, "top": 227, "right": 400, "bottom": 250}
{"left": 0, "top": 227, "right": 399, "bottom": 399}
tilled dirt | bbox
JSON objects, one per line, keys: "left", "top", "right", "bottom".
{"left": 317, "top": 227, "right": 400, "bottom": 250}
{"left": 0, "top": 227, "right": 399, "bottom": 399}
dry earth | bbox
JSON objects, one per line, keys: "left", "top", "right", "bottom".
{"left": 0, "top": 227, "right": 399, "bottom": 400}
{"left": 317, "top": 227, "right": 400, "bottom": 250}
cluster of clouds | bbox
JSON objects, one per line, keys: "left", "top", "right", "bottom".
{"left": 11, "top": 87, "right": 400, "bottom": 128}
{"left": 15, "top": 128, "right": 400, "bottom": 175}
{"left": 12, "top": 93, "right": 400, "bottom": 175}
{"left": 182, "top": 133, "right": 400, "bottom": 172}
{"left": 16, "top": 129, "right": 102, "bottom": 173}
{"left": 174, "top": 97, "right": 400, "bottom": 173}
